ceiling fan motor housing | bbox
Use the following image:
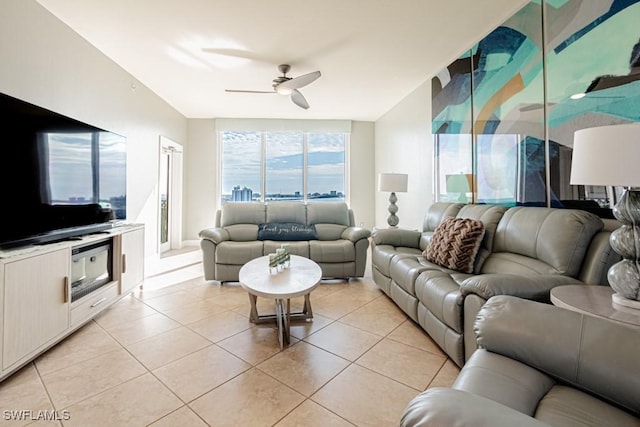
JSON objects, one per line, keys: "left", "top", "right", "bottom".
{"left": 273, "top": 64, "right": 292, "bottom": 88}
{"left": 273, "top": 76, "right": 291, "bottom": 87}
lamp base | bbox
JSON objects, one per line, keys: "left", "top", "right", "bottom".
{"left": 612, "top": 293, "right": 640, "bottom": 312}
{"left": 607, "top": 188, "right": 640, "bottom": 301}
{"left": 387, "top": 192, "right": 399, "bottom": 227}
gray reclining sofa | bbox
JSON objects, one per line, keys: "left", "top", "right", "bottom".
{"left": 199, "top": 201, "right": 371, "bottom": 282}
{"left": 401, "top": 295, "right": 640, "bottom": 426}
{"left": 371, "top": 202, "right": 620, "bottom": 367}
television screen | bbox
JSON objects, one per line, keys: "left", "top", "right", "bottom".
{"left": 0, "top": 92, "right": 126, "bottom": 249}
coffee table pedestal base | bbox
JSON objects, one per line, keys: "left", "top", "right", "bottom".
{"left": 248, "top": 294, "right": 313, "bottom": 348}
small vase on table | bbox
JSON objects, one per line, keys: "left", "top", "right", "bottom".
{"left": 281, "top": 243, "right": 291, "bottom": 268}
{"left": 268, "top": 253, "right": 278, "bottom": 274}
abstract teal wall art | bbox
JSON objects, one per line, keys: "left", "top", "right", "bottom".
{"left": 472, "top": 1, "right": 544, "bottom": 205}
{"left": 432, "top": 52, "right": 474, "bottom": 202}
{"left": 432, "top": 0, "right": 640, "bottom": 210}
{"left": 546, "top": 0, "right": 640, "bottom": 204}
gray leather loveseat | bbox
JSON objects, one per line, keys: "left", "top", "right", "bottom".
{"left": 401, "top": 295, "right": 640, "bottom": 426}
{"left": 199, "top": 201, "right": 371, "bottom": 282}
{"left": 371, "top": 202, "right": 620, "bottom": 367}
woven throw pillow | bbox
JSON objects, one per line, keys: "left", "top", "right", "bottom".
{"left": 424, "top": 217, "right": 485, "bottom": 274}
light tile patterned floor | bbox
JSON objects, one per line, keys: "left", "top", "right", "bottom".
{"left": 0, "top": 246, "right": 459, "bottom": 426}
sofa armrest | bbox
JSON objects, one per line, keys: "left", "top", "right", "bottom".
{"left": 401, "top": 388, "right": 549, "bottom": 427}
{"left": 198, "top": 227, "right": 229, "bottom": 245}
{"left": 341, "top": 226, "right": 371, "bottom": 242}
{"left": 371, "top": 228, "right": 421, "bottom": 248}
{"left": 460, "top": 274, "right": 582, "bottom": 301}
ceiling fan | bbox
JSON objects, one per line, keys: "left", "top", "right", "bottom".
{"left": 225, "top": 64, "right": 321, "bottom": 109}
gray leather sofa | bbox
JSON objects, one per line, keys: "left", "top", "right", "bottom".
{"left": 199, "top": 201, "right": 370, "bottom": 282}
{"left": 371, "top": 202, "right": 620, "bottom": 367}
{"left": 401, "top": 295, "right": 640, "bottom": 426}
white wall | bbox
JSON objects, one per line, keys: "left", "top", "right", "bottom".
{"left": 374, "top": 81, "right": 433, "bottom": 230}
{"left": 0, "top": 0, "right": 188, "bottom": 266}
{"left": 184, "top": 120, "right": 376, "bottom": 237}
{"left": 348, "top": 121, "right": 375, "bottom": 229}
{"left": 185, "top": 119, "right": 218, "bottom": 240}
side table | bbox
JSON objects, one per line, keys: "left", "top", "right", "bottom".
{"left": 550, "top": 285, "right": 640, "bottom": 328}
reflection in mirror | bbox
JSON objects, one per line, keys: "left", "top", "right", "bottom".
{"left": 435, "top": 134, "right": 473, "bottom": 203}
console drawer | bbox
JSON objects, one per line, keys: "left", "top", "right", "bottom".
{"left": 70, "top": 281, "right": 118, "bottom": 327}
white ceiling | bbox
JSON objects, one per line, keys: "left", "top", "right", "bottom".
{"left": 36, "top": 0, "right": 528, "bottom": 121}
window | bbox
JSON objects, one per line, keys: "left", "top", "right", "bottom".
{"left": 220, "top": 131, "right": 346, "bottom": 204}
{"left": 265, "top": 132, "right": 303, "bottom": 201}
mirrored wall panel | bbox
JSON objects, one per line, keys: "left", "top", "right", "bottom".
{"left": 546, "top": 0, "right": 640, "bottom": 214}
{"left": 432, "top": 0, "right": 640, "bottom": 216}
{"left": 432, "top": 52, "right": 474, "bottom": 202}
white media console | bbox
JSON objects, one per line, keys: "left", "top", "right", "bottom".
{"left": 0, "top": 224, "right": 144, "bottom": 382}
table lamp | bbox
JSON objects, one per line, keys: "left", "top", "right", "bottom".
{"left": 446, "top": 173, "right": 473, "bottom": 203}
{"left": 570, "top": 123, "right": 640, "bottom": 309}
{"left": 378, "top": 173, "right": 408, "bottom": 227}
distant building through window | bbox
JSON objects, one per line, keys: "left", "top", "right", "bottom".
{"left": 231, "top": 185, "right": 253, "bottom": 202}
{"left": 220, "top": 131, "right": 347, "bottom": 205}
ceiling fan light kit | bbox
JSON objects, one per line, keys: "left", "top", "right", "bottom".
{"left": 225, "top": 64, "right": 321, "bottom": 109}
{"left": 275, "top": 86, "right": 293, "bottom": 95}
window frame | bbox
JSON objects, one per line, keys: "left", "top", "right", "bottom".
{"left": 217, "top": 130, "right": 349, "bottom": 206}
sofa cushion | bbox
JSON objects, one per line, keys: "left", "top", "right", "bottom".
{"left": 480, "top": 252, "right": 562, "bottom": 275}
{"left": 225, "top": 224, "right": 259, "bottom": 242}
{"left": 453, "top": 349, "right": 555, "bottom": 416}
{"left": 486, "top": 207, "right": 603, "bottom": 276}
{"left": 266, "top": 202, "right": 307, "bottom": 224}
{"left": 455, "top": 204, "right": 508, "bottom": 273}
{"left": 424, "top": 217, "right": 485, "bottom": 274}
{"left": 534, "top": 385, "right": 640, "bottom": 427}
{"left": 373, "top": 245, "right": 422, "bottom": 277}
{"left": 309, "top": 240, "right": 355, "bottom": 263}
{"left": 263, "top": 241, "right": 310, "bottom": 258}
{"left": 389, "top": 257, "right": 435, "bottom": 296}
{"left": 422, "top": 202, "right": 464, "bottom": 232}
{"left": 257, "top": 222, "right": 318, "bottom": 241}
{"left": 215, "top": 241, "right": 264, "bottom": 264}
{"left": 314, "top": 223, "right": 348, "bottom": 240}
{"left": 221, "top": 202, "right": 266, "bottom": 226}
{"left": 307, "top": 202, "right": 350, "bottom": 226}
{"left": 415, "top": 269, "right": 469, "bottom": 333}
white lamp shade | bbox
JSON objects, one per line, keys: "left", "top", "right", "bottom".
{"left": 570, "top": 124, "right": 640, "bottom": 187}
{"left": 378, "top": 173, "right": 408, "bottom": 192}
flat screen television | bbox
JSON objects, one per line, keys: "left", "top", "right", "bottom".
{"left": 0, "top": 92, "right": 127, "bottom": 249}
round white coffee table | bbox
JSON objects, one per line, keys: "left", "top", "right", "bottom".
{"left": 239, "top": 255, "right": 322, "bottom": 348}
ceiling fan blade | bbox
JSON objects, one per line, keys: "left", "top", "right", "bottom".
{"left": 291, "top": 89, "right": 310, "bottom": 109}
{"left": 225, "top": 89, "right": 275, "bottom": 94}
{"left": 279, "top": 71, "right": 321, "bottom": 90}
